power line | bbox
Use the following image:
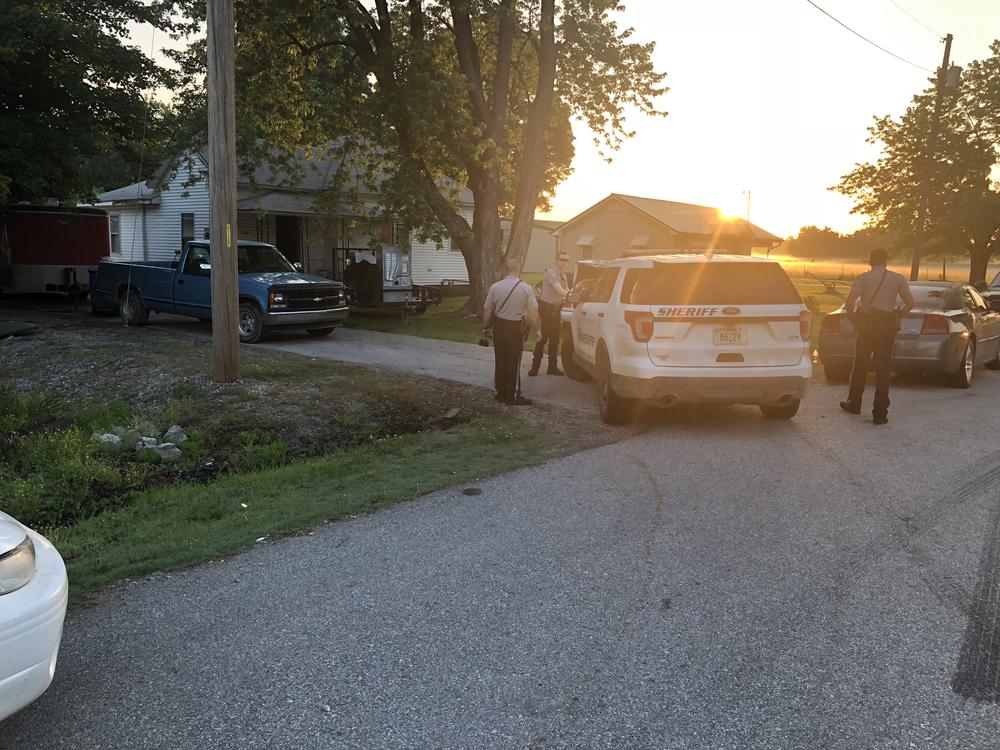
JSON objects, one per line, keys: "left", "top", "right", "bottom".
{"left": 886, "top": 0, "right": 943, "bottom": 39}
{"left": 805, "top": 0, "right": 935, "bottom": 74}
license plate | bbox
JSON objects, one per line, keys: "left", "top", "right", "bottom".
{"left": 713, "top": 327, "right": 746, "bottom": 345}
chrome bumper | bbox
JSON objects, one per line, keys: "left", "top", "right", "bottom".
{"left": 262, "top": 306, "right": 349, "bottom": 328}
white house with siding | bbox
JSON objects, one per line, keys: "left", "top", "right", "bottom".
{"left": 93, "top": 149, "right": 472, "bottom": 286}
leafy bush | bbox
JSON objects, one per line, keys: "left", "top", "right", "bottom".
{"left": 1, "top": 429, "right": 127, "bottom": 529}
{"left": 228, "top": 430, "right": 288, "bottom": 473}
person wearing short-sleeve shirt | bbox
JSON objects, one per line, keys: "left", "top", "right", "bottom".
{"left": 483, "top": 257, "right": 539, "bottom": 405}
{"left": 529, "top": 250, "right": 571, "bottom": 376}
{"left": 840, "top": 247, "right": 913, "bottom": 425}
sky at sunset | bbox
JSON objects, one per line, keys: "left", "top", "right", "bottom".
{"left": 537, "top": 0, "right": 1000, "bottom": 238}
{"left": 129, "top": 0, "right": 1000, "bottom": 240}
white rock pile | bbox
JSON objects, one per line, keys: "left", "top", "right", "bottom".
{"left": 91, "top": 424, "right": 189, "bottom": 462}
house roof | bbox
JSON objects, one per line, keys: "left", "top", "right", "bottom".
{"left": 95, "top": 181, "right": 159, "bottom": 204}
{"left": 557, "top": 193, "right": 782, "bottom": 244}
{"left": 96, "top": 144, "right": 475, "bottom": 208}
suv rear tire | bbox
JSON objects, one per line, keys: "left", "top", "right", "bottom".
{"left": 598, "top": 352, "right": 636, "bottom": 425}
{"left": 560, "top": 324, "right": 592, "bottom": 382}
{"left": 759, "top": 399, "right": 800, "bottom": 420}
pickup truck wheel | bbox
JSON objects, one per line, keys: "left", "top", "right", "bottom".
{"left": 238, "top": 302, "right": 265, "bottom": 344}
{"left": 119, "top": 288, "right": 149, "bottom": 326}
{"left": 560, "top": 324, "right": 592, "bottom": 382}
{"left": 306, "top": 327, "right": 335, "bottom": 337}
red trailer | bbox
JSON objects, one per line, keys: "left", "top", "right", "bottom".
{"left": 0, "top": 206, "right": 111, "bottom": 296}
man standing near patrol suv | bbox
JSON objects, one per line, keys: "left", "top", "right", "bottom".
{"left": 529, "top": 250, "right": 571, "bottom": 376}
{"left": 840, "top": 247, "right": 913, "bottom": 425}
{"left": 482, "top": 257, "right": 539, "bottom": 405}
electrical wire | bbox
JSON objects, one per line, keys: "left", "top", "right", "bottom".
{"left": 805, "top": 0, "right": 935, "bottom": 74}
{"left": 886, "top": 0, "right": 943, "bottom": 39}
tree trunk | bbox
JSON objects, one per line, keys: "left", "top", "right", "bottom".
{"left": 505, "top": 0, "right": 555, "bottom": 265}
{"left": 970, "top": 239, "right": 994, "bottom": 284}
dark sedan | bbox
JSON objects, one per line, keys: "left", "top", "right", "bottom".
{"left": 818, "top": 282, "right": 1000, "bottom": 388}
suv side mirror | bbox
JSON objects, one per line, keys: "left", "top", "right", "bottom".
{"left": 567, "top": 290, "right": 583, "bottom": 305}
{"left": 293, "top": 262, "right": 303, "bottom": 271}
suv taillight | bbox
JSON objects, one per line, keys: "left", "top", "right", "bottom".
{"left": 820, "top": 313, "right": 842, "bottom": 333}
{"left": 624, "top": 310, "right": 654, "bottom": 342}
{"left": 921, "top": 314, "right": 950, "bottom": 335}
{"left": 799, "top": 310, "right": 813, "bottom": 341}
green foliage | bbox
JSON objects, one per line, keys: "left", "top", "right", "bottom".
{"left": 783, "top": 226, "right": 894, "bottom": 261}
{"left": 46, "top": 418, "right": 553, "bottom": 603}
{"left": 167, "top": 0, "right": 666, "bottom": 302}
{"left": 228, "top": 430, "right": 289, "bottom": 472}
{"left": 1, "top": 429, "right": 128, "bottom": 529}
{"left": 0, "top": 1, "right": 178, "bottom": 204}
{"left": 835, "top": 41, "right": 1000, "bottom": 281}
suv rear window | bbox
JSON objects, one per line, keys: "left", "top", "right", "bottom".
{"left": 626, "top": 262, "right": 801, "bottom": 305}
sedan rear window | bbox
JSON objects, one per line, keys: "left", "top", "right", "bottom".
{"left": 626, "top": 262, "right": 801, "bottom": 305}
{"left": 910, "top": 287, "right": 947, "bottom": 310}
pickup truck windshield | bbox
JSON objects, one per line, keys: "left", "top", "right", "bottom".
{"left": 238, "top": 245, "right": 296, "bottom": 273}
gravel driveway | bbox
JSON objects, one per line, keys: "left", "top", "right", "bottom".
{"left": 4, "top": 364, "right": 1000, "bottom": 748}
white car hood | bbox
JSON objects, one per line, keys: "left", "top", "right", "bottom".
{"left": 0, "top": 511, "right": 29, "bottom": 557}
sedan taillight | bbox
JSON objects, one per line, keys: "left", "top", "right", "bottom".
{"left": 624, "top": 310, "right": 654, "bottom": 342}
{"left": 921, "top": 314, "right": 951, "bottom": 335}
{"left": 820, "top": 313, "right": 843, "bottom": 333}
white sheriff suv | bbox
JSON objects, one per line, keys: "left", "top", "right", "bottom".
{"left": 562, "top": 253, "right": 812, "bottom": 424}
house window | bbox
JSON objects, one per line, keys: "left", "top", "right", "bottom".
{"left": 109, "top": 214, "right": 121, "bottom": 255}
{"left": 181, "top": 213, "right": 195, "bottom": 249}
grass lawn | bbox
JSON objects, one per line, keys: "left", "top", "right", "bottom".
{"left": 1, "top": 305, "right": 614, "bottom": 605}
{"left": 48, "top": 418, "right": 551, "bottom": 602}
{"left": 342, "top": 296, "right": 481, "bottom": 344}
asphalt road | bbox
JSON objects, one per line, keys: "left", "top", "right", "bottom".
{"left": 5, "top": 317, "right": 1000, "bottom": 747}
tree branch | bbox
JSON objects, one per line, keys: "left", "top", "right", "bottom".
{"left": 448, "top": 1, "right": 491, "bottom": 127}
{"left": 490, "top": 0, "right": 514, "bottom": 139}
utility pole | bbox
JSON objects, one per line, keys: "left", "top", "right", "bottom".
{"left": 207, "top": 0, "right": 240, "bottom": 381}
{"left": 910, "top": 33, "right": 954, "bottom": 282}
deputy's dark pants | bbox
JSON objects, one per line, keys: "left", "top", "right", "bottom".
{"left": 493, "top": 317, "right": 525, "bottom": 400}
{"left": 532, "top": 302, "right": 561, "bottom": 367}
{"left": 848, "top": 311, "right": 898, "bottom": 418}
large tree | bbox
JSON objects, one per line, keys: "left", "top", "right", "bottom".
{"left": 0, "top": 1, "right": 177, "bottom": 207}
{"left": 169, "top": 0, "right": 666, "bottom": 309}
{"left": 836, "top": 41, "right": 1000, "bottom": 283}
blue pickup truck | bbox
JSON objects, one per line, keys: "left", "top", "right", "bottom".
{"left": 89, "top": 240, "right": 349, "bottom": 343}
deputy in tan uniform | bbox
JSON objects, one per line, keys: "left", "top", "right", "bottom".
{"left": 529, "top": 250, "right": 571, "bottom": 376}
{"left": 840, "top": 247, "right": 913, "bottom": 425}
{"left": 482, "top": 257, "right": 539, "bottom": 405}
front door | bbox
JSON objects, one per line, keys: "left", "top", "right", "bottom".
{"left": 274, "top": 216, "right": 301, "bottom": 265}
{"left": 574, "top": 269, "right": 617, "bottom": 366}
{"left": 174, "top": 243, "right": 213, "bottom": 318}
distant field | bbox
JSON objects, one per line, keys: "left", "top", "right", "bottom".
{"left": 758, "top": 253, "right": 1000, "bottom": 284}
